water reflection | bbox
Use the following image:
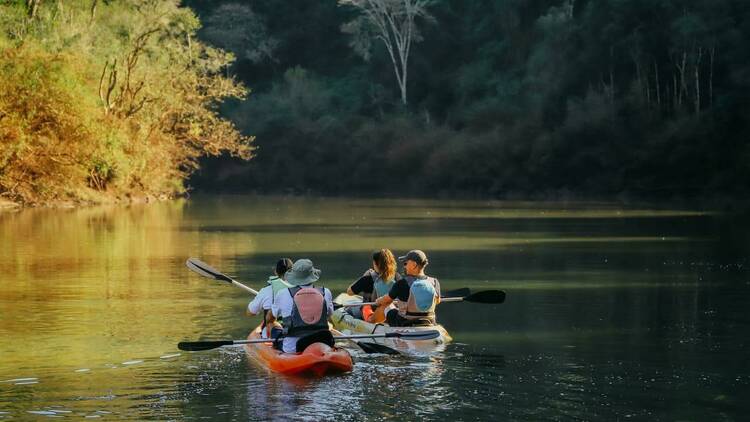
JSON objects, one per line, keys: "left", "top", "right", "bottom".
{"left": 1, "top": 195, "right": 749, "bottom": 420}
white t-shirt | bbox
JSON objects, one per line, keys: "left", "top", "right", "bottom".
{"left": 247, "top": 285, "right": 274, "bottom": 315}
{"left": 271, "top": 284, "right": 334, "bottom": 353}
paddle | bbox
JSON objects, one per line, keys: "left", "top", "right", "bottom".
{"left": 440, "top": 290, "right": 506, "bottom": 304}
{"left": 186, "top": 258, "right": 259, "bottom": 295}
{"left": 186, "top": 257, "right": 402, "bottom": 354}
{"left": 442, "top": 287, "right": 471, "bottom": 298}
{"left": 332, "top": 287, "right": 473, "bottom": 310}
{"left": 330, "top": 328, "right": 399, "bottom": 355}
{"left": 336, "top": 289, "right": 506, "bottom": 308}
{"left": 178, "top": 330, "right": 441, "bottom": 352}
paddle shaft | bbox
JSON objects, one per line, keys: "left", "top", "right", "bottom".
{"left": 186, "top": 258, "right": 259, "bottom": 295}
{"left": 178, "top": 330, "right": 439, "bottom": 351}
{"left": 330, "top": 328, "right": 399, "bottom": 354}
{"left": 230, "top": 280, "right": 259, "bottom": 295}
{"left": 338, "top": 290, "right": 506, "bottom": 308}
{"left": 343, "top": 297, "right": 462, "bottom": 308}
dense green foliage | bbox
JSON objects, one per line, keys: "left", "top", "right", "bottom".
{"left": 0, "top": 0, "right": 252, "bottom": 205}
{"left": 188, "top": 0, "right": 749, "bottom": 199}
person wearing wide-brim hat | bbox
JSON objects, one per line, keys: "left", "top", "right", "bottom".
{"left": 246, "top": 258, "right": 294, "bottom": 338}
{"left": 373, "top": 250, "right": 442, "bottom": 327}
{"left": 271, "top": 259, "right": 334, "bottom": 353}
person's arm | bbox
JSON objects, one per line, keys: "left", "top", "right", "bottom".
{"left": 375, "top": 280, "right": 403, "bottom": 307}
{"left": 347, "top": 274, "right": 372, "bottom": 296}
{"left": 325, "top": 288, "right": 335, "bottom": 322}
{"left": 246, "top": 287, "right": 267, "bottom": 316}
{"left": 434, "top": 278, "right": 441, "bottom": 305}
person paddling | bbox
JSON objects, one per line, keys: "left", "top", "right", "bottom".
{"left": 247, "top": 258, "right": 294, "bottom": 338}
{"left": 346, "top": 249, "right": 400, "bottom": 323}
{"left": 374, "top": 250, "right": 441, "bottom": 327}
{"left": 271, "top": 259, "right": 335, "bottom": 353}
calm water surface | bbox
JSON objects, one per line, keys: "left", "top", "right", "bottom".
{"left": 1, "top": 195, "right": 748, "bottom": 420}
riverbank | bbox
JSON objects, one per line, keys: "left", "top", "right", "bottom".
{"left": 0, "top": 193, "right": 179, "bottom": 211}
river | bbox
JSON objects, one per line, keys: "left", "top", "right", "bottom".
{"left": 1, "top": 195, "right": 748, "bottom": 420}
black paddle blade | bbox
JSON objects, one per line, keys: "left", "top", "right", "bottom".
{"left": 186, "top": 258, "right": 232, "bottom": 283}
{"left": 465, "top": 290, "right": 506, "bottom": 304}
{"left": 178, "top": 340, "right": 234, "bottom": 351}
{"left": 386, "top": 329, "right": 440, "bottom": 340}
{"left": 442, "top": 287, "right": 471, "bottom": 298}
{"left": 355, "top": 341, "right": 400, "bottom": 355}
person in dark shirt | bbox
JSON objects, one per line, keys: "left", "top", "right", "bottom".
{"left": 346, "top": 249, "right": 399, "bottom": 323}
{"left": 374, "top": 250, "right": 441, "bottom": 326}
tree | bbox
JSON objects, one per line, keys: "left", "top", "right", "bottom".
{"left": 340, "top": 0, "right": 433, "bottom": 105}
{"left": 200, "top": 3, "right": 278, "bottom": 65}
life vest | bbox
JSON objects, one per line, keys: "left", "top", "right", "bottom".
{"left": 361, "top": 269, "right": 394, "bottom": 302}
{"left": 398, "top": 276, "right": 438, "bottom": 322}
{"left": 268, "top": 276, "right": 293, "bottom": 302}
{"left": 282, "top": 286, "right": 329, "bottom": 336}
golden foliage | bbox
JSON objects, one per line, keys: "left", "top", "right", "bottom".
{"left": 0, "top": 0, "right": 254, "bottom": 206}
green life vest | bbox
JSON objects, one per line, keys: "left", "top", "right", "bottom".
{"left": 268, "top": 276, "right": 293, "bottom": 299}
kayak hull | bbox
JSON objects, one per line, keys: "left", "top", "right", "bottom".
{"left": 243, "top": 326, "right": 353, "bottom": 376}
{"left": 332, "top": 294, "right": 452, "bottom": 354}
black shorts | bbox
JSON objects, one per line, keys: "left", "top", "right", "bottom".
{"left": 385, "top": 309, "right": 434, "bottom": 327}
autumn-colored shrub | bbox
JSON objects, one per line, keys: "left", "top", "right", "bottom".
{"left": 0, "top": 0, "right": 253, "bottom": 205}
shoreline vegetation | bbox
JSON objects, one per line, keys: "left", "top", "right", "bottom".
{"left": 2, "top": 1, "right": 749, "bottom": 209}
{"left": 0, "top": 1, "right": 253, "bottom": 208}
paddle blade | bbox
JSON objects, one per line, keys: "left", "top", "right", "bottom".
{"left": 465, "top": 290, "right": 506, "bottom": 304}
{"left": 186, "top": 258, "right": 232, "bottom": 283}
{"left": 386, "top": 330, "right": 441, "bottom": 341}
{"left": 355, "top": 341, "right": 400, "bottom": 355}
{"left": 442, "top": 287, "right": 471, "bottom": 298}
{"left": 178, "top": 340, "right": 233, "bottom": 351}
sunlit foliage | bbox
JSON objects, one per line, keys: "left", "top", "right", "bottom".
{"left": 0, "top": 0, "right": 253, "bottom": 205}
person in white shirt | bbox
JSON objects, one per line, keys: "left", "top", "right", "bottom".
{"left": 247, "top": 258, "right": 293, "bottom": 338}
{"left": 246, "top": 258, "right": 293, "bottom": 316}
{"left": 272, "top": 259, "right": 334, "bottom": 353}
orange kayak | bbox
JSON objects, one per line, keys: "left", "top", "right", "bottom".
{"left": 243, "top": 325, "right": 353, "bottom": 376}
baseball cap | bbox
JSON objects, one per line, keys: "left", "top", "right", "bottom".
{"left": 398, "top": 250, "right": 428, "bottom": 266}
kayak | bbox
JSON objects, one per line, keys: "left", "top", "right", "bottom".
{"left": 243, "top": 325, "right": 353, "bottom": 376}
{"left": 332, "top": 293, "right": 452, "bottom": 354}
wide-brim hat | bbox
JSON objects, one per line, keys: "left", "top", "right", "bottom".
{"left": 284, "top": 258, "right": 321, "bottom": 286}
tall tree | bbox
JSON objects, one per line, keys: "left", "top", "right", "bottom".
{"left": 200, "top": 3, "right": 278, "bottom": 66}
{"left": 340, "top": 0, "right": 433, "bottom": 105}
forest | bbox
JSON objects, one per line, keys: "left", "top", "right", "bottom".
{"left": 187, "top": 0, "right": 750, "bottom": 200}
{"left": 2, "top": 0, "right": 749, "bottom": 205}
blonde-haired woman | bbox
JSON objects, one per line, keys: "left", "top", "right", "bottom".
{"left": 346, "top": 249, "right": 400, "bottom": 323}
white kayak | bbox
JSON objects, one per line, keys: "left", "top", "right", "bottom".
{"left": 332, "top": 293, "right": 452, "bottom": 354}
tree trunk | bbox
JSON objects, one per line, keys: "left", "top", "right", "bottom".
{"left": 609, "top": 46, "right": 615, "bottom": 103}
{"left": 709, "top": 45, "right": 715, "bottom": 108}
{"left": 27, "top": 0, "right": 42, "bottom": 18}
{"left": 645, "top": 62, "right": 651, "bottom": 108}
{"left": 694, "top": 47, "right": 702, "bottom": 115}
{"left": 89, "top": 0, "right": 97, "bottom": 25}
{"left": 676, "top": 51, "right": 687, "bottom": 107}
{"left": 654, "top": 61, "right": 661, "bottom": 108}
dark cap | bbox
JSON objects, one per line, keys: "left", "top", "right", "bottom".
{"left": 398, "top": 250, "right": 428, "bottom": 266}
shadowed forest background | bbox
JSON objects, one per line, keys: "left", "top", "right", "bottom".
{"left": 2, "top": 0, "right": 750, "bottom": 205}
{"left": 188, "top": 0, "right": 750, "bottom": 200}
